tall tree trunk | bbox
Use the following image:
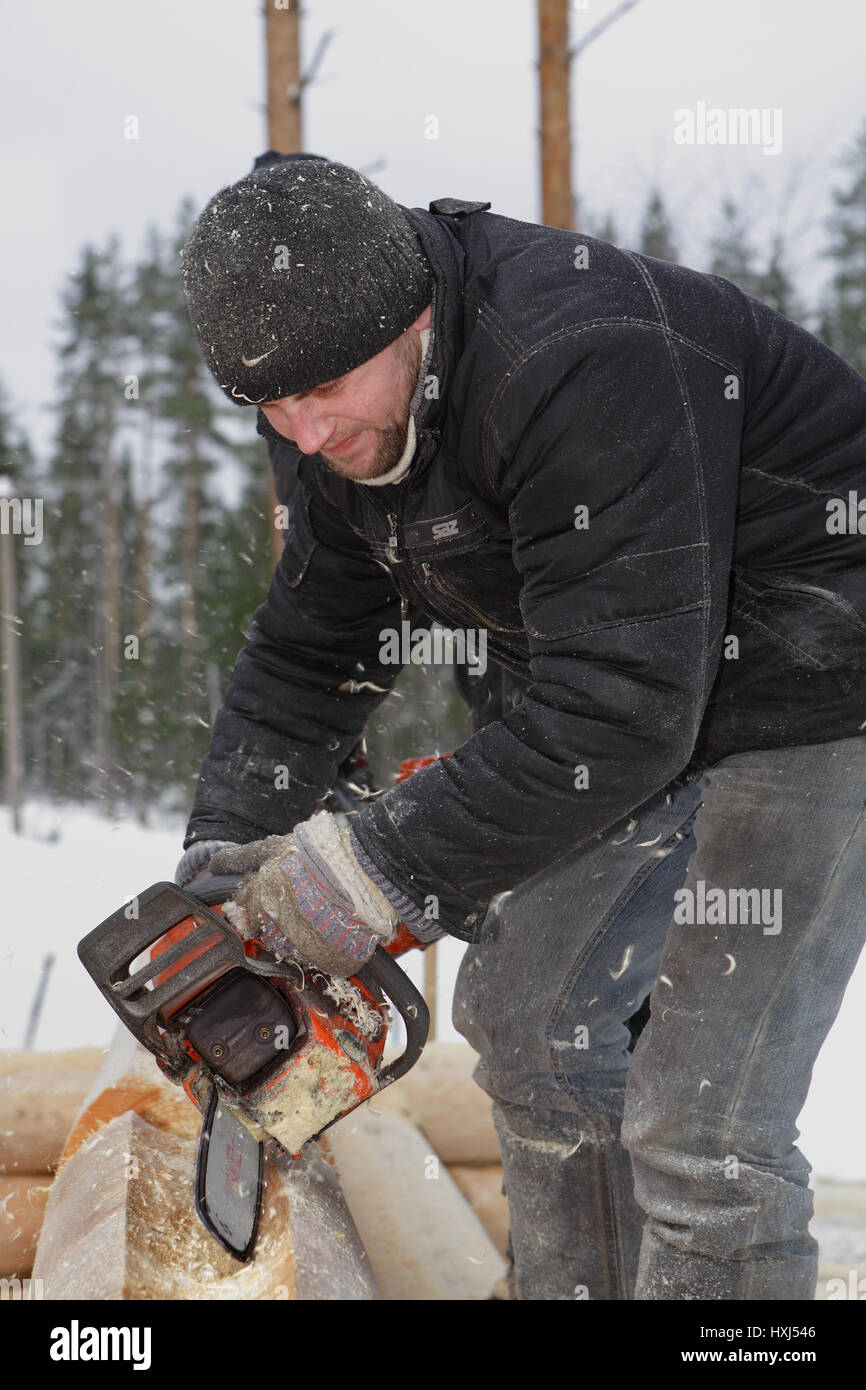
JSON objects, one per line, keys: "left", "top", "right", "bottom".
{"left": 103, "top": 449, "right": 120, "bottom": 807}
{"left": 137, "top": 408, "right": 153, "bottom": 636}
{"left": 105, "top": 483, "right": 120, "bottom": 704}
{"left": 92, "top": 446, "right": 119, "bottom": 809}
{"left": 265, "top": 0, "right": 302, "bottom": 152}
{"left": 0, "top": 487, "right": 23, "bottom": 833}
{"left": 182, "top": 440, "right": 199, "bottom": 688}
{"left": 537, "top": 0, "right": 575, "bottom": 230}
{"left": 264, "top": 0, "right": 302, "bottom": 567}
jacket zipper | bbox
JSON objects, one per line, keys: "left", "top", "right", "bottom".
{"left": 371, "top": 509, "right": 408, "bottom": 617}
{"left": 420, "top": 561, "right": 524, "bottom": 634}
{"left": 385, "top": 512, "right": 399, "bottom": 565}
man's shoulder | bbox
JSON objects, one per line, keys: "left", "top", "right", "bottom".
{"left": 420, "top": 200, "right": 749, "bottom": 363}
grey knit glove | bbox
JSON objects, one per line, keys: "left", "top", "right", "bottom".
{"left": 173, "top": 840, "right": 240, "bottom": 889}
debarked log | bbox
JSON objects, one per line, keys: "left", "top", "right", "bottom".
{"left": 0, "top": 1049, "right": 103, "bottom": 1175}
{"left": 370, "top": 1041, "right": 501, "bottom": 1164}
{"left": 446, "top": 1163, "right": 509, "bottom": 1258}
{"left": 326, "top": 1105, "right": 507, "bottom": 1299}
{"left": 33, "top": 1028, "right": 379, "bottom": 1300}
{"left": 0, "top": 1175, "right": 53, "bottom": 1277}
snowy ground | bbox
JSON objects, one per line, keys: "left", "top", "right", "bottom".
{"left": 2, "top": 799, "right": 865, "bottom": 1183}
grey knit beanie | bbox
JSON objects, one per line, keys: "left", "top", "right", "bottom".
{"left": 180, "top": 155, "right": 434, "bottom": 405}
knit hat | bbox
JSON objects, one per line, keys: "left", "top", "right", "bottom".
{"left": 180, "top": 155, "right": 434, "bottom": 405}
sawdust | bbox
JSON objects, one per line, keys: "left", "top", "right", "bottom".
{"left": 34, "top": 1113, "right": 280, "bottom": 1298}
{"left": 315, "top": 973, "right": 388, "bottom": 1038}
{"left": 60, "top": 1078, "right": 199, "bottom": 1170}
{"left": 609, "top": 945, "right": 634, "bottom": 980}
{"left": 257, "top": 1048, "right": 371, "bottom": 1157}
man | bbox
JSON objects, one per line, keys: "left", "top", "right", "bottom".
{"left": 175, "top": 152, "right": 866, "bottom": 1300}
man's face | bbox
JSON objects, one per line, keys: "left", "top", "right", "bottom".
{"left": 259, "top": 304, "right": 432, "bottom": 481}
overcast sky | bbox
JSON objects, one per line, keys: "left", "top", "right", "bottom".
{"left": 2, "top": 0, "right": 865, "bottom": 457}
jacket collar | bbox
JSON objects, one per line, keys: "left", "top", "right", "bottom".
{"left": 388, "top": 202, "right": 470, "bottom": 481}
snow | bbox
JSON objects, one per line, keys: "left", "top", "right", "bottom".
{"left": 1, "top": 800, "right": 864, "bottom": 1181}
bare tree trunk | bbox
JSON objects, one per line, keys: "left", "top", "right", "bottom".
{"left": 264, "top": 0, "right": 303, "bottom": 568}
{"left": 0, "top": 484, "right": 23, "bottom": 833}
{"left": 137, "top": 409, "right": 153, "bottom": 636}
{"left": 102, "top": 450, "right": 120, "bottom": 807}
{"left": 136, "top": 433, "right": 152, "bottom": 801}
{"left": 182, "top": 443, "right": 199, "bottom": 686}
{"left": 104, "top": 484, "right": 120, "bottom": 706}
{"left": 265, "top": 0, "right": 303, "bottom": 152}
{"left": 537, "top": 0, "right": 575, "bottom": 230}
{"left": 93, "top": 441, "right": 119, "bottom": 807}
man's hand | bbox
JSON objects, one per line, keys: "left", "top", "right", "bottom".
{"left": 207, "top": 814, "right": 400, "bottom": 978}
{"left": 204, "top": 834, "right": 296, "bottom": 877}
{"left": 174, "top": 840, "right": 240, "bottom": 890}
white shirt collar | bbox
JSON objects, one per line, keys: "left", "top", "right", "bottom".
{"left": 358, "top": 325, "right": 431, "bottom": 488}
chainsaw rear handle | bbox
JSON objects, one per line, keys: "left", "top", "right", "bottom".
{"left": 192, "top": 875, "right": 430, "bottom": 1089}
{"left": 358, "top": 947, "right": 429, "bottom": 1089}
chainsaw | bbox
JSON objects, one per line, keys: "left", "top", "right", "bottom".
{"left": 77, "top": 869, "right": 429, "bottom": 1262}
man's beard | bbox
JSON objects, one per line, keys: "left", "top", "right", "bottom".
{"left": 321, "top": 330, "right": 422, "bottom": 481}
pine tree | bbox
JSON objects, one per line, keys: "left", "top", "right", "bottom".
{"left": 0, "top": 381, "right": 35, "bottom": 489}
{"left": 820, "top": 121, "right": 866, "bottom": 377}
{"left": 41, "top": 237, "right": 132, "bottom": 806}
{"left": 707, "top": 197, "right": 804, "bottom": 322}
{"left": 580, "top": 210, "right": 619, "bottom": 244}
{"left": 640, "top": 188, "right": 678, "bottom": 263}
{"left": 752, "top": 232, "right": 802, "bottom": 320}
{"left": 707, "top": 198, "right": 766, "bottom": 299}
{"left": 147, "top": 199, "right": 274, "bottom": 811}
{"left": 115, "top": 221, "right": 179, "bottom": 816}
{"left": 0, "top": 380, "right": 37, "bottom": 813}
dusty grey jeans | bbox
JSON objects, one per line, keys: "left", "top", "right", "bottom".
{"left": 452, "top": 736, "right": 866, "bottom": 1300}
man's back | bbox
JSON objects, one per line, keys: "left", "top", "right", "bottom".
{"left": 432, "top": 207, "right": 866, "bottom": 582}
{"left": 289, "top": 202, "right": 866, "bottom": 770}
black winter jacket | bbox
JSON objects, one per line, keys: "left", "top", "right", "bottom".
{"left": 185, "top": 196, "right": 866, "bottom": 940}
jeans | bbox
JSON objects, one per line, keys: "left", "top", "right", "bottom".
{"left": 452, "top": 736, "right": 866, "bottom": 1300}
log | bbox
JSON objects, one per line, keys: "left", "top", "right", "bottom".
{"left": 33, "top": 1029, "right": 379, "bottom": 1300}
{"left": 369, "top": 1042, "right": 501, "bottom": 1164}
{"left": 326, "top": 1105, "right": 507, "bottom": 1299}
{"left": 34, "top": 1112, "right": 377, "bottom": 1300}
{"left": 447, "top": 1164, "right": 509, "bottom": 1258}
{"left": 0, "top": 1175, "right": 53, "bottom": 1277}
{"left": 0, "top": 1049, "right": 103, "bottom": 1174}
{"left": 32, "top": 1034, "right": 511, "bottom": 1300}
{"left": 58, "top": 1031, "right": 200, "bottom": 1167}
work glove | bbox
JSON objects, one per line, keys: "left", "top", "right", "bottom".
{"left": 207, "top": 813, "right": 402, "bottom": 979}
{"left": 174, "top": 839, "right": 240, "bottom": 890}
